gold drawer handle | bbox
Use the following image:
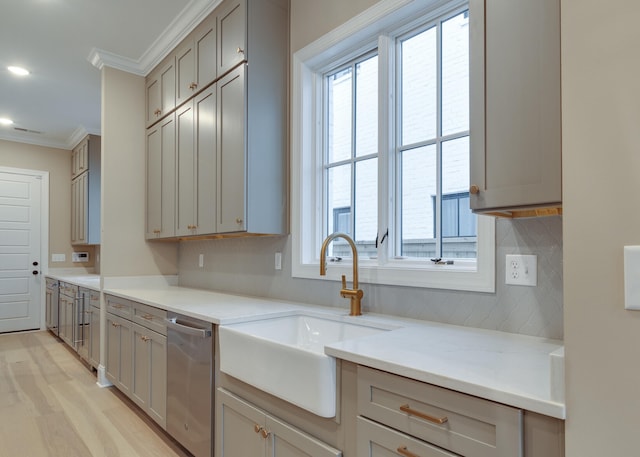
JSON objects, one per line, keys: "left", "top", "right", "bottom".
{"left": 111, "top": 322, "right": 120, "bottom": 328}
{"left": 189, "top": 82, "right": 198, "bottom": 90}
{"left": 397, "top": 446, "right": 420, "bottom": 457}
{"left": 253, "top": 424, "right": 270, "bottom": 439}
{"left": 140, "top": 335, "right": 151, "bottom": 342}
{"left": 141, "top": 314, "right": 154, "bottom": 320}
{"left": 399, "top": 404, "right": 448, "bottom": 425}
{"left": 113, "top": 304, "right": 124, "bottom": 309}
{"left": 153, "top": 229, "right": 161, "bottom": 234}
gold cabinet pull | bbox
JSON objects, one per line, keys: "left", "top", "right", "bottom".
{"left": 260, "top": 428, "right": 270, "bottom": 439}
{"left": 140, "top": 335, "right": 150, "bottom": 342}
{"left": 254, "top": 424, "right": 262, "bottom": 434}
{"left": 111, "top": 322, "right": 120, "bottom": 328}
{"left": 189, "top": 82, "right": 198, "bottom": 90}
{"left": 153, "top": 229, "right": 161, "bottom": 234}
{"left": 141, "top": 314, "right": 154, "bottom": 320}
{"left": 236, "top": 47, "right": 244, "bottom": 54}
{"left": 235, "top": 218, "right": 243, "bottom": 225}
{"left": 399, "top": 404, "right": 448, "bottom": 425}
{"left": 397, "top": 446, "right": 420, "bottom": 457}
{"left": 469, "top": 184, "right": 480, "bottom": 195}
{"left": 154, "top": 109, "right": 161, "bottom": 117}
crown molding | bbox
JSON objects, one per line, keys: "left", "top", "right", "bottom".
{"left": 88, "top": 0, "right": 222, "bottom": 76}
{"left": 0, "top": 131, "right": 70, "bottom": 150}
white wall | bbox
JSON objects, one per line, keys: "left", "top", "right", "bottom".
{"left": 563, "top": 0, "right": 640, "bottom": 454}
{"left": 100, "top": 67, "right": 177, "bottom": 277}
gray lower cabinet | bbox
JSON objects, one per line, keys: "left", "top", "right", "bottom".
{"left": 357, "top": 366, "right": 564, "bottom": 457}
{"left": 217, "top": 388, "right": 342, "bottom": 457}
{"left": 105, "top": 312, "right": 133, "bottom": 396}
{"left": 105, "top": 294, "right": 167, "bottom": 429}
{"left": 88, "top": 290, "right": 100, "bottom": 369}
{"left": 469, "top": 0, "right": 561, "bottom": 214}
{"left": 357, "top": 416, "right": 456, "bottom": 457}
{"left": 357, "top": 366, "right": 523, "bottom": 457}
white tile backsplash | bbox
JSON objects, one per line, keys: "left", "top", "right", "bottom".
{"left": 178, "top": 216, "right": 563, "bottom": 339}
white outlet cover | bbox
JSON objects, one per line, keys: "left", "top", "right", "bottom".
{"left": 624, "top": 246, "right": 640, "bottom": 310}
{"left": 505, "top": 254, "right": 537, "bottom": 286}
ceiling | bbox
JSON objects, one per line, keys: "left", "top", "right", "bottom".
{"left": 0, "top": 0, "right": 219, "bottom": 150}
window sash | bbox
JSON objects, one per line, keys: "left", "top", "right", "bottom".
{"left": 291, "top": 0, "right": 495, "bottom": 293}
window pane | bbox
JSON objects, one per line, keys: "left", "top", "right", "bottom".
{"left": 327, "top": 68, "right": 352, "bottom": 163}
{"left": 442, "top": 11, "right": 469, "bottom": 136}
{"left": 355, "top": 56, "right": 378, "bottom": 157}
{"left": 327, "top": 164, "right": 352, "bottom": 246}
{"left": 401, "top": 145, "right": 436, "bottom": 258}
{"left": 442, "top": 136, "right": 476, "bottom": 258}
{"left": 355, "top": 158, "right": 377, "bottom": 257}
{"left": 441, "top": 196, "right": 458, "bottom": 237}
{"left": 401, "top": 27, "right": 437, "bottom": 145}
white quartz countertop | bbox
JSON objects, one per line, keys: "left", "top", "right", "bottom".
{"left": 46, "top": 272, "right": 100, "bottom": 291}
{"left": 43, "top": 274, "right": 565, "bottom": 419}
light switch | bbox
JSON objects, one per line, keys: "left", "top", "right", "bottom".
{"left": 52, "top": 253, "right": 65, "bottom": 262}
{"left": 624, "top": 246, "right": 640, "bottom": 310}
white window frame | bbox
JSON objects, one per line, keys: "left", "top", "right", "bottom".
{"left": 291, "top": 0, "right": 495, "bottom": 293}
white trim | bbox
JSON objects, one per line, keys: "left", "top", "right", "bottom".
{"left": 291, "top": 0, "right": 495, "bottom": 293}
{"left": 0, "top": 166, "right": 50, "bottom": 329}
{"left": 88, "top": 0, "right": 222, "bottom": 76}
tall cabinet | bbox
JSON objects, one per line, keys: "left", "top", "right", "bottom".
{"left": 469, "top": 0, "right": 561, "bottom": 216}
{"left": 145, "top": 0, "right": 288, "bottom": 240}
{"left": 71, "top": 135, "right": 101, "bottom": 244}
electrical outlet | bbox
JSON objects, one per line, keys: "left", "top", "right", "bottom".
{"left": 505, "top": 254, "right": 537, "bottom": 286}
{"left": 275, "top": 252, "right": 282, "bottom": 270}
{"left": 198, "top": 254, "right": 204, "bottom": 268}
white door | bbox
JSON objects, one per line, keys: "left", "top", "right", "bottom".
{"left": 0, "top": 171, "right": 42, "bottom": 333}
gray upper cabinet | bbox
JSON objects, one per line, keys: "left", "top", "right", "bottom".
{"left": 176, "top": 15, "right": 217, "bottom": 107}
{"left": 217, "top": 0, "right": 246, "bottom": 77}
{"left": 469, "top": 0, "right": 561, "bottom": 215}
{"left": 71, "top": 135, "right": 100, "bottom": 245}
{"left": 145, "top": 0, "right": 287, "bottom": 240}
{"left": 146, "top": 114, "right": 176, "bottom": 239}
{"left": 146, "top": 56, "right": 176, "bottom": 128}
{"left": 176, "top": 86, "right": 217, "bottom": 237}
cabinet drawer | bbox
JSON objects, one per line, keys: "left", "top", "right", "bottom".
{"left": 357, "top": 366, "right": 522, "bottom": 457}
{"left": 105, "top": 294, "right": 134, "bottom": 319}
{"left": 60, "top": 282, "right": 79, "bottom": 297}
{"left": 90, "top": 290, "right": 100, "bottom": 307}
{"left": 133, "top": 302, "right": 167, "bottom": 336}
{"left": 357, "top": 416, "right": 455, "bottom": 457}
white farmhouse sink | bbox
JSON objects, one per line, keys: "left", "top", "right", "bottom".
{"left": 218, "top": 314, "right": 391, "bottom": 417}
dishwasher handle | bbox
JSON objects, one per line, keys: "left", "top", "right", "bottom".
{"left": 166, "top": 318, "right": 212, "bottom": 338}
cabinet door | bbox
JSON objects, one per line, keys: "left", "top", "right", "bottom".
{"left": 216, "top": 65, "right": 246, "bottom": 233}
{"left": 469, "top": 0, "right": 561, "bottom": 212}
{"left": 268, "top": 415, "right": 342, "bottom": 457}
{"left": 72, "top": 173, "right": 88, "bottom": 245}
{"left": 45, "top": 288, "right": 52, "bottom": 329}
{"left": 146, "top": 114, "right": 176, "bottom": 239}
{"left": 195, "top": 86, "right": 217, "bottom": 234}
{"left": 132, "top": 323, "right": 151, "bottom": 410}
{"left": 148, "top": 329, "right": 167, "bottom": 428}
{"left": 105, "top": 313, "right": 133, "bottom": 396}
{"left": 217, "top": 0, "right": 246, "bottom": 76}
{"left": 217, "top": 389, "right": 266, "bottom": 457}
{"left": 357, "top": 417, "right": 456, "bottom": 457}
{"left": 89, "top": 305, "right": 100, "bottom": 369}
{"left": 132, "top": 322, "right": 167, "bottom": 428}
{"left": 176, "top": 101, "right": 196, "bottom": 236}
{"left": 195, "top": 17, "right": 217, "bottom": 89}
{"left": 72, "top": 138, "right": 89, "bottom": 178}
{"left": 176, "top": 42, "right": 196, "bottom": 107}
{"left": 146, "top": 58, "right": 176, "bottom": 127}
{"left": 58, "top": 295, "right": 67, "bottom": 341}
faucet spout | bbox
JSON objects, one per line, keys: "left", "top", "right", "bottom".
{"left": 319, "top": 232, "right": 363, "bottom": 316}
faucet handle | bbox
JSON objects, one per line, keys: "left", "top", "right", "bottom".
{"left": 341, "top": 274, "right": 347, "bottom": 289}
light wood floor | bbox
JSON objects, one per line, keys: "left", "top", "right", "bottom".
{"left": 0, "top": 330, "right": 191, "bottom": 457}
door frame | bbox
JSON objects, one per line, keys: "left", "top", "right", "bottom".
{"left": 0, "top": 166, "right": 50, "bottom": 331}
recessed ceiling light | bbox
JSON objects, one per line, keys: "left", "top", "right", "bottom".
{"left": 0, "top": 118, "right": 14, "bottom": 125}
{"left": 8, "top": 66, "right": 29, "bottom": 76}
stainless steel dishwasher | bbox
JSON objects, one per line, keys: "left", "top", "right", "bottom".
{"left": 166, "top": 312, "right": 213, "bottom": 457}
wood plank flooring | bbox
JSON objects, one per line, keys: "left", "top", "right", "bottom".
{"left": 0, "top": 330, "right": 191, "bottom": 457}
